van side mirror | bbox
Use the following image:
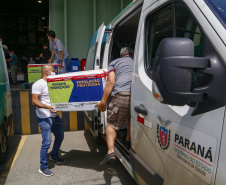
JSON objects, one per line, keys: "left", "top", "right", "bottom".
{"left": 152, "top": 38, "right": 210, "bottom": 114}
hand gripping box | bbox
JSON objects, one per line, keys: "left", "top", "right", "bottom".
{"left": 47, "top": 69, "right": 107, "bottom": 111}
{"left": 27, "top": 64, "right": 61, "bottom": 83}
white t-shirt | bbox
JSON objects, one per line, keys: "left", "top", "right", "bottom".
{"left": 32, "top": 79, "right": 58, "bottom": 118}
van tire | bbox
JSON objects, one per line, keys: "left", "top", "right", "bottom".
{"left": 0, "top": 125, "right": 8, "bottom": 164}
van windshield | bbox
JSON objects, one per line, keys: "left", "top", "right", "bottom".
{"left": 205, "top": 0, "right": 226, "bottom": 25}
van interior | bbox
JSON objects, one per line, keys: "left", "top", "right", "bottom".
{"left": 110, "top": 8, "right": 142, "bottom": 61}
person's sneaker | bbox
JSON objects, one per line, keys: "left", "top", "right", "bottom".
{"left": 100, "top": 152, "right": 116, "bottom": 165}
{"left": 49, "top": 156, "right": 65, "bottom": 163}
{"left": 39, "top": 168, "right": 53, "bottom": 177}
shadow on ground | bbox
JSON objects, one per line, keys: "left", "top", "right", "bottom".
{"left": 48, "top": 130, "right": 136, "bottom": 185}
{"left": 0, "top": 135, "right": 22, "bottom": 185}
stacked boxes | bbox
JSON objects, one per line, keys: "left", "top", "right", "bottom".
{"left": 27, "top": 64, "right": 61, "bottom": 83}
{"left": 47, "top": 69, "right": 107, "bottom": 111}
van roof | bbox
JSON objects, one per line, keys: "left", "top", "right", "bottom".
{"left": 107, "top": 0, "right": 143, "bottom": 27}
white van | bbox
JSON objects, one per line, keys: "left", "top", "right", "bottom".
{"left": 84, "top": 0, "right": 226, "bottom": 184}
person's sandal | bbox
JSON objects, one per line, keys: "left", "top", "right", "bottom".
{"left": 100, "top": 152, "right": 116, "bottom": 165}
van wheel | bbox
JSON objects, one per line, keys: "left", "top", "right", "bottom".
{"left": 0, "top": 126, "right": 8, "bottom": 164}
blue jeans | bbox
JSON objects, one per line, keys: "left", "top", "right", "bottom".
{"left": 53, "top": 56, "right": 69, "bottom": 73}
{"left": 38, "top": 116, "right": 64, "bottom": 170}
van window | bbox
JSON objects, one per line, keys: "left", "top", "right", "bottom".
{"left": 0, "top": 46, "right": 6, "bottom": 83}
{"left": 146, "top": 3, "right": 203, "bottom": 75}
{"left": 86, "top": 43, "right": 97, "bottom": 70}
{"left": 175, "top": 3, "right": 202, "bottom": 57}
{"left": 146, "top": 2, "right": 213, "bottom": 95}
{"left": 146, "top": 4, "right": 172, "bottom": 74}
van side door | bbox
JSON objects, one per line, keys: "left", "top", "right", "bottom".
{"left": 131, "top": 1, "right": 226, "bottom": 185}
{"left": 84, "top": 23, "right": 106, "bottom": 139}
{"left": 85, "top": 23, "right": 106, "bottom": 70}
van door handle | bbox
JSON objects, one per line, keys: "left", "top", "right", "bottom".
{"left": 134, "top": 106, "right": 148, "bottom": 116}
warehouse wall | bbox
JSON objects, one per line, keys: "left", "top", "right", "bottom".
{"left": 49, "top": 0, "right": 132, "bottom": 61}
{"left": 10, "top": 90, "right": 86, "bottom": 135}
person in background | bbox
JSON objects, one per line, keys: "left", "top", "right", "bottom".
{"left": 39, "top": 43, "right": 51, "bottom": 64}
{"left": 47, "top": 30, "right": 69, "bottom": 73}
{"left": 32, "top": 65, "right": 64, "bottom": 177}
{"left": 28, "top": 57, "right": 36, "bottom": 64}
{"left": 96, "top": 47, "right": 134, "bottom": 165}
{"left": 6, "top": 50, "right": 18, "bottom": 85}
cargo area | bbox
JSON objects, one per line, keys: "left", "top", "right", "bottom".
{"left": 110, "top": 8, "right": 142, "bottom": 61}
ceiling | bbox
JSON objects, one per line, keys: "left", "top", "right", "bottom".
{"left": 0, "top": 0, "right": 49, "bottom": 16}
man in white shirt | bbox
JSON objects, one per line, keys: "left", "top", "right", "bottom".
{"left": 32, "top": 65, "right": 64, "bottom": 177}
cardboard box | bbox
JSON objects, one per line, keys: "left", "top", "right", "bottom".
{"left": 17, "top": 73, "right": 25, "bottom": 81}
{"left": 27, "top": 64, "right": 61, "bottom": 83}
{"left": 47, "top": 69, "right": 107, "bottom": 111}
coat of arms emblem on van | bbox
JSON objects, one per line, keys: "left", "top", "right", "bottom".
{"left": 157, "top": 116, "right": 171, "bottom": 150}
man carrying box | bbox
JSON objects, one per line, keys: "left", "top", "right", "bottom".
{"left": 96, "top": 47, "right": 134, "bottom": 165}
{"left": 32, "top": 65, "right": 64, "bottom": 177}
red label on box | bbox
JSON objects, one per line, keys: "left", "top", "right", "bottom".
{"left": 28, "top": 64, "right": 60, "bottom": 67}
{"left": 47, "top": 72, "right": 108, "bottom": 82}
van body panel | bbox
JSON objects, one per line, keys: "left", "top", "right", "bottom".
{"left": 0, "top": 40, "right": 12, "bottom": 163}
{"left": 131, "top": 117, "right": 165, "bottom": 181}
{"left": 0, "top": 44, "right": 11, "bottom": 128}
{"left": 2, "top": 45, "right": 11, "bottom": 120}
{"left": 215, "top": 110, "right": 226, "bottom": 185}
{"left": 0, "top": 84, "right": 6, "bottom": 127}
{"left": 131, "top": 0, "right": 226, "bottom": 184}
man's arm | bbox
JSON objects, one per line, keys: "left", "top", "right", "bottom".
{"left": 39, "top": 53, "right": 43, "bottom": 58}
{"left": 6, "top": 58, "right": 12, "bottom": 62}
{"left": 59, "top": 51, "right": 64, "bottom": 67}
{"left": 48, "top": 50, "right": 55, "bottom": 63}
{"left": 32, "top": 94, "right": 56, "bottom": 113}
{"left": 96, "top": 71, "right": 115, "bottom": 112}
{"left": 6, "top": 56, "right": 12, "bottom": 62}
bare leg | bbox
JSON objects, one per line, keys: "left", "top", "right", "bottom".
{"left": 125, "top": 118, "right": 130, "bottom": 141}
{"left": 106, "top": 125, "right": 117, "bottom": 154}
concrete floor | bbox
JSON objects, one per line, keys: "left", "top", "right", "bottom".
{"left": 0, "top": 130, "right": 136, "bottom": 185}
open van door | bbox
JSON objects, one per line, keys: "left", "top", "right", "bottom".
{"left": 85, "top": 23, "right": 106, "bottom": 70}
{"left": 84, "top": 23, "right": 107, "bottom": 141}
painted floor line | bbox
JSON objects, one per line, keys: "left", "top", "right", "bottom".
{"left": 10, "top": 135, "right": 27, "bottom": 170}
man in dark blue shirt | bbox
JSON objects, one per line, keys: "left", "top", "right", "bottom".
{"left": 6, "top": 50, "right": 18, "bottom": 85}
